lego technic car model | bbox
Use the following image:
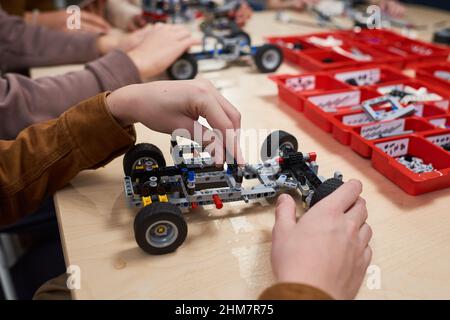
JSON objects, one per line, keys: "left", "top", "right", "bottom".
{"left": 141, "top": 0, "right": 242, "bottom": 24}
{"left": 123, "top": 130, "right": 344, "bottom": 255}
{"left": 167, "top": 32, "right": 284, "bottom": 80}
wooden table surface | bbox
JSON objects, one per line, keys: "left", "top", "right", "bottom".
{"left": 34, "top": 7, "right": 450, "bottom": 299}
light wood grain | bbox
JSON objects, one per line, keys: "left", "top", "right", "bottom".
{"left": 36, "top": 7, "right": 450, "bottom": 299}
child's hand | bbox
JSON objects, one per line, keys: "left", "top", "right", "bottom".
{"left": 127, "top": 23, "right": 200, "bottom": 80}
{"left": 268, "top": 0, "right": 318, "bottom": 10}
{"left": 235, "top": 2, "right": 253, "bottom": 27}
{"left": 379, "top": 0, "right": 405, "bottom": 18}
{"left": 107, "top": 80, "right": 244, "bottom": 164}
{"left": 97, "top": 26, "right": 151, "bottom": 54}
{"left": 271, "top": 180, "right": 372, "bottom": 299}
{"left": 127, "top": 15, "right": 148, "bottom": 32}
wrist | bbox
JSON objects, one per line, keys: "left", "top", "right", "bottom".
{"left": 127, "top": 50, "right": 156, "bottom": 80}
{"left": 106, "top": 88, "right": 137, "bottom": 127}
{"left": 97, "top": 34, "right": 120, "bottom": 56}
{"left": 276, "top": 268, "right": 337, "bottom": 299}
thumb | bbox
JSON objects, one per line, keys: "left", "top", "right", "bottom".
{"left": 273, "top": 194, "right": 297, "bottom": 238}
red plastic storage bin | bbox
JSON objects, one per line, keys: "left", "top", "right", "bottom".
{"left": 373, "top": 79, "right": 450, "bottom": 110}
{"left": 371, "top": 135, "right": 450, "bottom": 195}
{"left": 296, "top": 49, "right": 357, "bottom": 71}
{"left": 269, "top": 63, "right": 450, "bottom": 194}
{"left": 266, "top": 36, "right": 318, "bottom": 65}
{"left": 423, "top": 129, "right": 450, "bottom": 153}
{"left": 268, "top": 29, "right": 449, "bottom": 71}
{"left": 418, "top": 103, "right": 449, "bottom": 118}
{"left": 331, "top": 65, "right": 409, "bottom": 87}
{"left": 303, "top": 88, "right": 368, "bottom": 132}
{"left": 329, "top": 88, "right": 380, "bottom": 145}
{"left": 269, "top": 73, "right": 352, "bottom": 112}
{"left": 331, "top": 102, "right": 432, "bottom": 147}
{"left": 414, "top": 62, "right": 450, "bottom": 91}
{"left": 426, "top": 115, "right": 450, "bottom": 129}
{"left": 342, "top": 29, "right": 450, "bottom": 66}
{"left": 350, "top": 117, "right": 435, "bottom": 158}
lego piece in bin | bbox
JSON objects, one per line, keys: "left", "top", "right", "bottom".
{"left": 336, "top": 68, "right": 381, "bottom": 86}
{"left": 361, "top": 96, "right": 416, "bottom": 121}
{"left": 434, "top": 71, "right": 450, "bottom": 82}
{"left": 433, "top": 27, "right": 450, "bottom": 46}
{"left": 380, "top": 86, "right": 443, "bottom": 104}
{"left": 345, "top": 78, "right": 359, "bottom": 86}
{"left": 443, "top": 143, "right": 450, "bottom": 152}
{"left": 332, "top": 46, "right": 372, "bottom": 61}
{"left": 307, "top": 35, "right": 342, "bottom": 47}
{"left": 293, "top": 43, "right": 304, "bottom": 50}
{"left": 396, "top": 155, "right": 434, "bottom": 174}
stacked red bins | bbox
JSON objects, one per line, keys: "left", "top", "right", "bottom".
{"left": 270, "top": 65, "right": 450, "bottom": 195}
{"left": 267, "top": 29, "right": 449, "bottom": 71}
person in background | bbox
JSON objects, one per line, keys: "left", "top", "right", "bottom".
{"left": 0, "top": 8, "right": 198, "bottom": 140}
{"left": 370, "top": 0, "right": 405, "bottom": 17}
{"left": 0, "top": 78, "right": 372, "bottom": 300}
{"left": 106, "top": 0, "right": 146, "bottom": 31}
{"left": 248, "top": 0, "right": 405, "bottom": 18}
{"left": 105, "top": 0, "right": 253, "bottom": 31}
{"left": 0, "top": 0, "right": 112, "bottom": 32}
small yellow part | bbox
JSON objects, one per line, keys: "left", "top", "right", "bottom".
{"left": 152, "top": 165, "right": 159, "bottom": 169}
{"left": 135, "top": 165, "right": 144, "bottom": 170}
{"left": 156, "top": 225, "right": 167, "bottom": 235}
{"left": 142, "top": 196, "right": 152, "bottom": 207}
{"left": 158, "top": 194, "right": 169, "bottom": 203}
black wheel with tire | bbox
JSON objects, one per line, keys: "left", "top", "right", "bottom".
{"left": 228, "top": 31, "right": 251, "bottom": 46}
{"left": 261, "top": 130, "right": 298, "bottom": 161}
{"left": 123, "top": 143, "right": 166, "bottom": 176}
{"left": 309, "top": 178, "right": 344, "bottom": 208}
{"left": 253, "top": 44, "right": 283, "bottom": 73}
{"left": 134, "top": 202, "right": 188, "bottom": 255}
{"left": 167, "top": 53, "right": 198, "bottom": 80}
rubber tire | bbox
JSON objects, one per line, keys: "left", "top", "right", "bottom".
{"left": 123, "top": 143, "right": 166, "bottom": 176}
{"left": 134, "top": 202, "right": 188, "bottom": 255}
{"left": 260, "top": 130, "right": 298, "bottom": 161}
{"left": 167, "top": 53, "right": 198, "bottom": 80}
{"left": 253, "top": 44, "right": 283, "bottom": 73}
{"left": 310, "top": 178, "right": 344, "bottom": 208}
{"left": 228, "top": 31, "right": 251, "bottom": 46}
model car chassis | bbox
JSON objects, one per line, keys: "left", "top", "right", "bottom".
{"left": 123, "top": 131, "right": 343, "bottom": 254}
{"left": 167, "top": 31, "right": 284, "bottom": 80}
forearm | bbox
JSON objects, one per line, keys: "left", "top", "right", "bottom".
{"left": 259, "top": 283, "right": 333, "bottom": 300}
{"left": 0, "top": 9, "right": 99, "bottom": 72}
{"left": 0, "top": 50, "right": 140, "bottom": 140}
{"left": 0, "top": 93, "right": 136, "bottom": 226}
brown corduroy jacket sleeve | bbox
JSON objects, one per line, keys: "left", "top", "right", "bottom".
{"left": 259, "top": 283, "right": 333, "bottom": 300}
{"left": 0, "top": 93, "right": 136, "bottom": 226}
{"left": 0, "top": 49, "right": 141, "bottom": 140}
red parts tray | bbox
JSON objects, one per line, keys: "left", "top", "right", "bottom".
{"left": 270, "top": 65, "right": 450, "bottom": 195}
{"left": 413, "top": 61, "right": 450, "bottom": 91}
{"left": 267, "top": 29, "right": 449, "bottom": 72}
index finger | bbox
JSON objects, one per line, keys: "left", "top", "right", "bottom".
{"left": 210, "top": 91, "right": 245, "bottom": 164}
{"left": 314, "top": 179, "right": 362, "bottom": 213}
